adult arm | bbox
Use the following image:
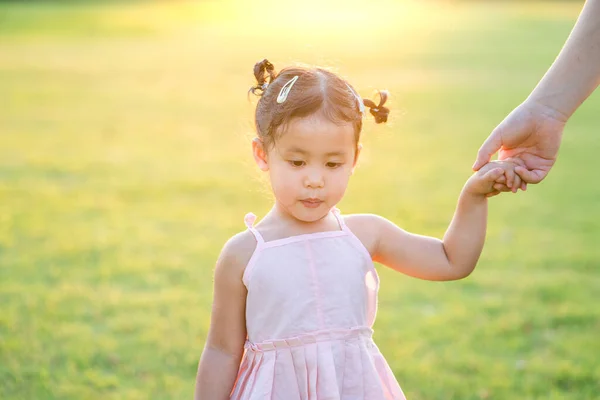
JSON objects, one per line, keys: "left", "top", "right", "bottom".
{"left": 474, "top": 0, "right": 600, "bottom": 186}
{"left": 530, "top": 0, "right": 600, "bottom": 119}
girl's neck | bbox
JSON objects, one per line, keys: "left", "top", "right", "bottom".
{"left": 249, "top": 203, "right": 342, "bottom": 242}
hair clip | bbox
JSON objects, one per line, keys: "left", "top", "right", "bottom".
{"left": 277, "top": 76, "right": 299, "bottom": 104}
{"left": 346, "top": 84, "right": 365, "bottom": 113}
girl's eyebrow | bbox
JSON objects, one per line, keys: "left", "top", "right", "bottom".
{"left": 285, "top": 147, "right": 346, "bottom": 157}
{"left": 285, "top": 147, "right": 308, "bottom": 154}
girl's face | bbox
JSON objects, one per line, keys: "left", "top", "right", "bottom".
{"left": 253, "top": 115, "right": 360, "bottom": 223}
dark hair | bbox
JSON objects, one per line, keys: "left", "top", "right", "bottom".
{"left": 249, "top": 59, "right": 389, "bottom": 149}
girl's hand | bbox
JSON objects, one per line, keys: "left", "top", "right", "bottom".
{"left": 465, "top": 160, "right": 522, "bottom": 198}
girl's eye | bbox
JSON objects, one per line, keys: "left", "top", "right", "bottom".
{"left": 326, "top": 162, "right": 342, "bottom": 168}
{"left": 289, "top": 160, "right": 305, "bottom": 167}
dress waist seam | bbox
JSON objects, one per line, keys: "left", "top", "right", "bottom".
{"left": 245, "top": 326, "right": 374, "bottom": 352}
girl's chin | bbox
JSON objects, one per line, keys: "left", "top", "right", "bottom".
{"left": 292, "top": 207, "right": 330, "bottom": 222}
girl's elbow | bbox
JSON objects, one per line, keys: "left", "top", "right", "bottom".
{"left": 447, "top": 263, "right": 476, "bottom": 280}
{"left": 458, "top": 268, "right": 475, "bottom": 280}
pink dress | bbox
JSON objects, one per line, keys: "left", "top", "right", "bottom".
{"left": 230, "top": 208, "right": 406, "bottom": 400}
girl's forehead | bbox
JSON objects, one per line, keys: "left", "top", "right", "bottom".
{"left": 276, "top": 117, "right": 356, "bottom": 153}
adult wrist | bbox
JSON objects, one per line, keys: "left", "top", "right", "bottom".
{"left": 523, "top": 94, "right": 571, "bottom": 124}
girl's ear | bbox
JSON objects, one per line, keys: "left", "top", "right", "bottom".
{"left": 351, "top": 143, "right": 362, "bottom": 174}
{"left": 252, "top": 138, "right": 269, "bottom": 171}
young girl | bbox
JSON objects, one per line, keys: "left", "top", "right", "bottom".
{"left": 195, "top": 59, "right": 519, "bottom": 400}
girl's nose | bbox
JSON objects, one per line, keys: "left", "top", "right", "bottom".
{"left": 304, "top": 168, "right": 324, "bottom": 188}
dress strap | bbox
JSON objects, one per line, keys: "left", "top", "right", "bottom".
{"left": 332, "top": 207, "right": 374, "bottom": 262}
{"left": 244, "top": 213, "right": 264, "bottom": 244}
{"left": 242, "top": 213, "right": 264, "bottom": 288}
{"left": 331, "top": 207, "right": 349, "bottom": 232}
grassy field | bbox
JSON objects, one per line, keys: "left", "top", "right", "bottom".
{"left": 1, "top": 1, "right": 599, "bottom": 399}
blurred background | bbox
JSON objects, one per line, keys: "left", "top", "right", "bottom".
{"left": 1, "top": 0, "right": 599, "bottom": 399}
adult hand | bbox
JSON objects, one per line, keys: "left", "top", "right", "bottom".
{"left": 472, "top": 99, "right": 567, "bottom": 191}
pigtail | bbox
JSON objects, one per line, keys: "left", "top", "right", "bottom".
{"left": 249, "top": 59, "right": 276, "bottom": 96}
{"left": 363, "top": 90, "right": 390, "bottom": 123}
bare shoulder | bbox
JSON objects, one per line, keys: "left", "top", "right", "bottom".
{"left": 342, "top": 213, "right": 388, "bottom": 257}
{"left": 215, "top": 230, "right": 258, "bottom": 281}
{"left": 344, "top": 213, "right": 390, "bottom": 233}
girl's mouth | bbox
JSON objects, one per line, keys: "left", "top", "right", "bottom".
{"left": 301, "top": 199, "right": 323, "bottom": 208}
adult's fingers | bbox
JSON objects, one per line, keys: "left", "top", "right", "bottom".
{"left": 515, "top": 166, "right": 546, "bottom": 184}
{"left": 486, "top": 191, "right": 501, "bottom": 198}
{"left": 473, "top": 130, "right": 503, "bottom": 171}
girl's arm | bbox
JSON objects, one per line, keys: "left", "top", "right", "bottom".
{"left": 195, "top": 232, "right": 255, "bottom": 400}
{"left": 357, "top": 163, "right": 510, "bottom": 281}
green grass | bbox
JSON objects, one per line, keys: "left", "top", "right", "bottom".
{"left": 1, "top": 1, "right": 599, "bottom": 399}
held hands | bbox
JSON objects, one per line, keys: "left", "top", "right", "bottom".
{"left": 472, "top": 99, "right": 566, "bottom": 192}
{"left": 465, "top": 159, "right": 522, "bottom": 198}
